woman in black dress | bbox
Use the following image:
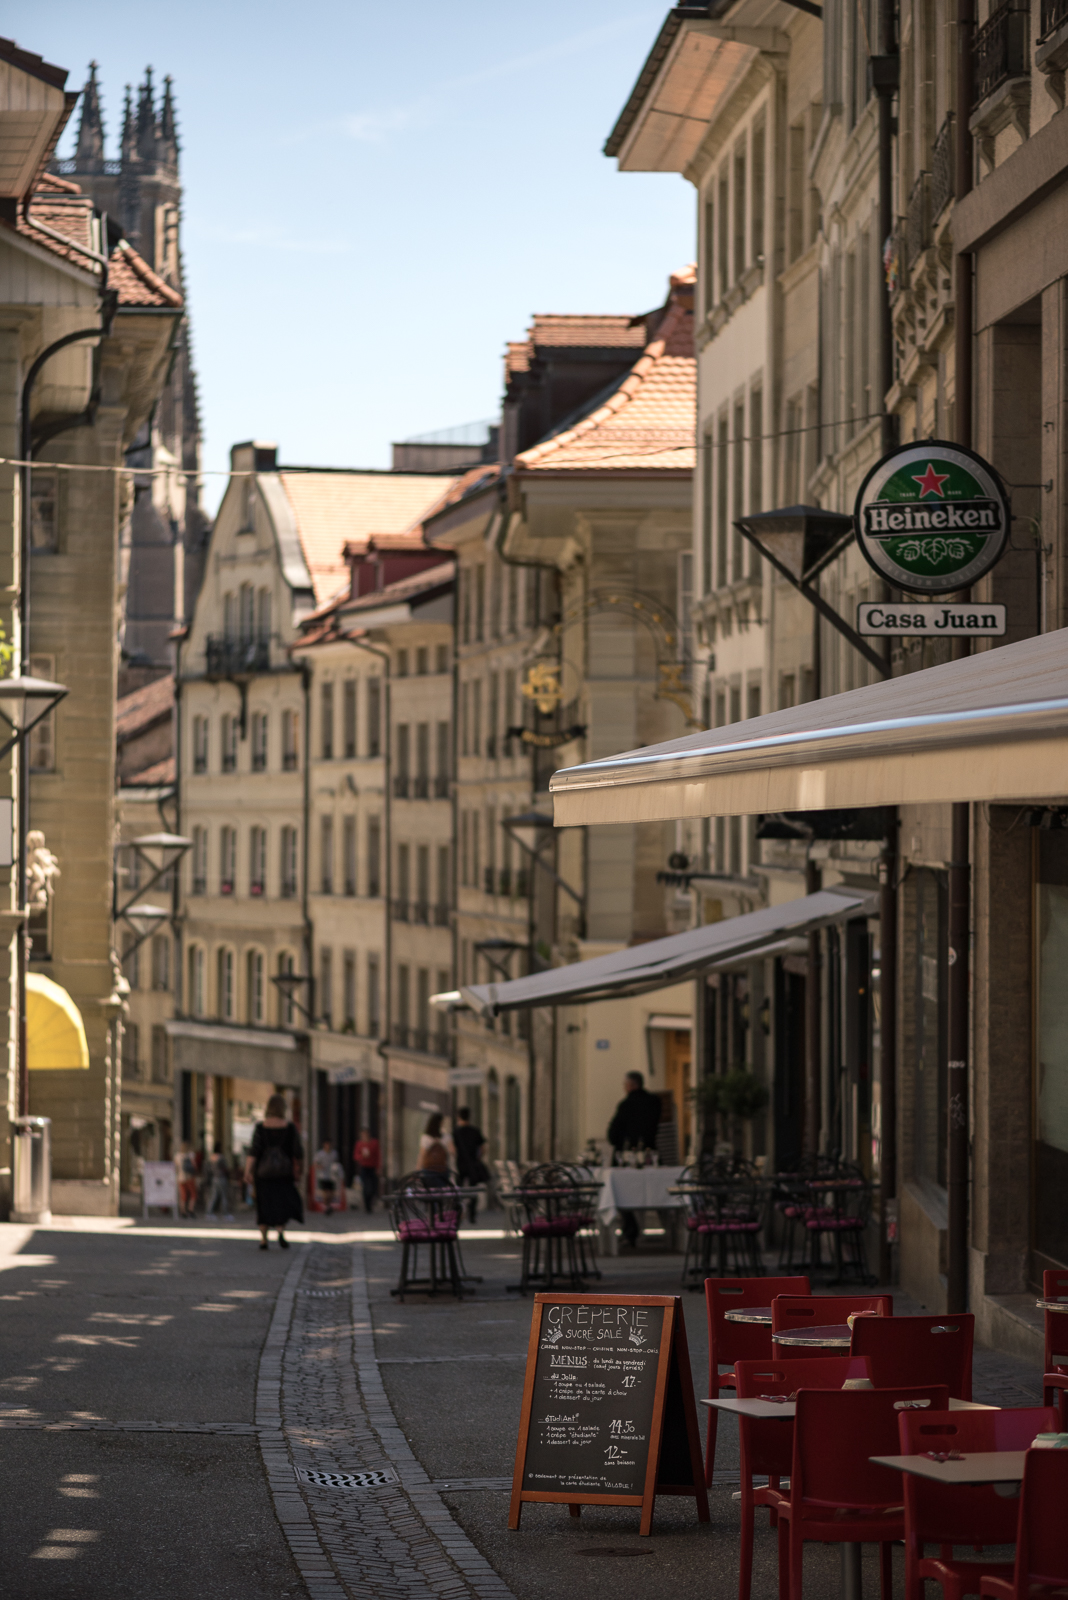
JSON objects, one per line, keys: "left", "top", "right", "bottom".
{"left": 244, "top": 1094, "right": 304, "bottom": 1249}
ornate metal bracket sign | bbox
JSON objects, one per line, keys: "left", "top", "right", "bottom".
{"left": 853, "top": 439, "right": 1010, "bottom": 594}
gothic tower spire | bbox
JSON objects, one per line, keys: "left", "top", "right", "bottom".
{"left": 136, "top": 67, "right": 156, "bottom": 163}
{"left": 74, "top": 61, "right": 105, "bottom": 168}
{"left": 121, "top": 83, "right": 136, "bottom": 167}
{"left": 159, "top": 75, "right": 179, "bottom": 168}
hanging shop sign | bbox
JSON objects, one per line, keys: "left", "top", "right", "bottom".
{"left": 507, "top": 725, "right": 586, "bottom": 750}
{"left": 857, "top": 601, "right": 1007, "bottom": 636}
{"left": 853, "top": 440, "right": 1010, "bottom": 594}
{"left": 508, "top": 1293, "right": 708, "bottom": 1536}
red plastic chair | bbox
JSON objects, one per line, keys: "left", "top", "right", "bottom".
{"left": 897, "top": 1405, "right": 1059, "bottom": 1600}
{"left": 777, "top": 1384, "right": 949, "bottom": 1600}
{"left": 703, "top": 1274, "right": 809, "bottom": 1484}
{"left": 733, "top": 1355, "right": 873, "bottom": 1600}
{"left": 772, "top": 1292, "right": 893, "bottom": 1357}
{"left": 1041, "top": 1269, "right": 1068, "bottom": 1428}
{"left": 852, "top": 1312, "right": 974, "bottom": 1400}
{"left": 979, "top": 1449, "right": 1068, "bottom": 1600}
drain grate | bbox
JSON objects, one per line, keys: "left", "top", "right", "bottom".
{"left": 298, "top": 1288, "right": 347, "bottom": 1298}
{"left": 295, "top": 1466, "right": 398, "bottom": 1490}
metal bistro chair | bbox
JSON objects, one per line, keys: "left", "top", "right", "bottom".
{"left": 509, "top": 1164, "right": 590, "bottom": 1295}
{"left": 558, "top": 1163, "right": 602, "bottom": 1280}
{"left": 803, "top": 1165, "right": 877, "bottom": 1284}
{"left": 697, "top": 1177, "right": 769, "bottom": 1278}
{"left": 387, "top": 1173, "right": 476, "bottom": 1301}
{"left": 679, "top": 1162, "right": 721, "bottom": 1288}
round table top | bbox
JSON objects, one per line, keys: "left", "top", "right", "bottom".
{"left": 1037, "top": 1299, "right": 1068, "bottom": 1313}
{"left": 724, "top": 1306, "right": 774, "bottom": 1325}
{"left": 772, "top": 1323, "right": 852, "bottom": 1348}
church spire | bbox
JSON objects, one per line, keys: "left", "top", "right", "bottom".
{"left": 121, "top": 83, "right": 136, "bottom": 166}
{"left": 159, "top": 75, "right": 179, "bottom": 168}
{"left": 136, "top": 67, "right": 157, "bottom": 163}
{"left": 74, "top": 61, "right": 105, "bottom": 167}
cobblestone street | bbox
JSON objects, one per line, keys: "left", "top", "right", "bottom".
{"left": 0, "top": 1220, "right": 1046, "bottom": 1600}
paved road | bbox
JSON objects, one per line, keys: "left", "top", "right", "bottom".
{"left": 0, "top": 1217, "right": 1046, "bottom": 1600}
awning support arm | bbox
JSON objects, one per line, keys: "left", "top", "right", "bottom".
{"left": 735, "top": 520, "right": 890, "bottom": 678}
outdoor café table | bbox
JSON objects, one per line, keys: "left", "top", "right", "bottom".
{"left": 868, "top": 1450, "right": 1025, "bottom": 1486}
{"left": 668, "top": 1178, "right": 771, "bottom": 1273}
{"left": 597, "top": 1164, "right": 688, "bottom": 1254}
{"left": 773, "top": 1322, "right": 853, "bottom": 1349}
{"left": 725, "top": 1305, "right": 774, "bottom": 1325}
{"left": 1037, "top": 1299, "right": 1068, "bottom": 1312}
{"left": 702, "top": 1396, "right": 996, "bottom": 1419}
{"left": 388, "top": 1184, "right": 485, "bottom": 1300}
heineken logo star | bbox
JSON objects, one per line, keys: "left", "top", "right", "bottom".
{"left": 913, "top": 462, "right": 950, "bottom": 498}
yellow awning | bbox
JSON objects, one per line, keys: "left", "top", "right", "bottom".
{"left": 27, "top": 973, "right": 90, "bottom": 1070}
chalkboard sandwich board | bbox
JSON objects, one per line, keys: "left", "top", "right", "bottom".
{"left": 508, "top": 1294, "right": 709, "bottom": 1536}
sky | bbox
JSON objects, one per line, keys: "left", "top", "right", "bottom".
{"left": 11, "top": 1, "right": 693, "bottom": 511}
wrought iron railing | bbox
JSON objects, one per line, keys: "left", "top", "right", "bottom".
{"left": 905, "top": 171, "right": 930, "bottom": 267}
{"left": 973, "top": 2, "right": 1030, "bottom": 106}
{"left": 205, "top": 636, "right": 271, "bottom": 676}
{"left": 1041, "top": 0, "right": 1068, "bottom": 40}
{"left": 931, "top": 116, "right": 955, "bottom": 220}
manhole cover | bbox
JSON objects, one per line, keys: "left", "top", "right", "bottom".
{"left": 298, "top": 1289, "right": 346, "bottom": 1298}
{"left": 295, "top": 1467, "right": 398, "bottom": 1490}
{"left": 580, "top": 1549, "right": 654, "bottom": 1558}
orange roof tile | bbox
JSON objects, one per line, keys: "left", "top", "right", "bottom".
{"left": 16, "top": 187, "right": 97, "bottom": 269}
{"left": 278, "top": 471, "right": 459, "bottom": 604}
{"left": 530, "top": 314, "right": 647, "bottom": 350}
{"left": 109, "top": 242, "right": 183, "bottom": 308}
{"left": 116, "top": 673, "right": 174, "bottom": 741}
{"left": 123, "top": 755, "right": 176, "bottom": 787}
{"left": 513, "top": 294, "right": 695, "bottom": 477}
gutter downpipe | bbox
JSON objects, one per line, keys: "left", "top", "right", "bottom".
{"left": 344, "top": 635, "right": 393, "bottom": 1180}
{"left": 947, "top": 0, "right": 975, "bottom": 1317}
{"left": 16, "top": 296, "right": 114, "bottom": 1119}
{"left": 300, "top": 661, "right": 313, "bottom": 1153}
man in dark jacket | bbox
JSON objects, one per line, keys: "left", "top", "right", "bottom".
{"left": 607, "top": 1072, "right": 661, "bottom": 1247}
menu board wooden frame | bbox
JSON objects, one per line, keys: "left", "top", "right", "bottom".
{"left": 508, "top": 1293, "right": 709, "bottom": 1536}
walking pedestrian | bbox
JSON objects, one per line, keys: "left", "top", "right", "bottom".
{"left": 244, "top": 1094, "right": 304, "bottom": 1250}
{"left": 175, "top": 1142, "right": 197, "bottom": 1219}
{"left": 453, "top": 1107, "right": 488, "bottom": 1223}
{"left": 312, "top": 1139, "right": 344, "bottom": 1214}
{"left": 607, "top": 1071, "right": 661, "bottom": 1247}
{"left": 205, "top": 1143, "right": 233, "bottom": 1221}
{"left": 353, "top": 1127, "right": 380, "bottom": 1213}
{"left": 416, "top": 1112, "right": 451, "bottom": 1181}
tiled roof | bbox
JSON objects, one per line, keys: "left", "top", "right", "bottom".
{"left": 116, "top": 673, "right": 174, "bottom": 741}
{"left": 530, "top": 314, "right": 647, "bottom": 350}
{"left": 278, "top": 471, "right": 459, "bottom": 604}
{"left": 298, "top": 561, "right": 456, "bottom": 648}
{"left": 513, "top": 286, "right": 695, "bottom": 477}
{"left": 108, "top": 242, "right": 183, "bottom": 308}
{"left": 123, "top": 755, "right": 176, "bottom": 788}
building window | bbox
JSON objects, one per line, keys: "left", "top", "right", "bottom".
{"left": 247, "top": 949, "right": 265, "bottom": 1025}
{"left": 415, "top": 722, "right": 429, "bottom": 797}
{"left": 250, "top": 826, "right": 266, "bottom": 896}
{"left": 343, "top": 950, "right": 356, "bottom": 1032}
{"left": 436, "top": 721, "right": 449, "bottom": 796}
{"left": 343, "top": 679, "right": 357, "bottom": 758}
{"left": 367, "top": 817, "right": 381, "bottom": 897}
{"left": 320, "top": 814, "right": 334, "bottom": 895}
{"left": 278, "top": 951, "right": 295, "bottom": 1026}
{"left": 239, "top": 582, "right": 255, "bottom": 644}
{"left": 151, "top": 1024, "right": 169, "bottom": 1083}
{"left": 437, "top": 845, "right": 449, "bottom": 923}
{"left": 488, "top": 674, "right": 499, "bottom": 760}
{"left": 367, "top": 954, "right": 380, "bottom": 1038}
{"left": 460, "top": 682, "right": 469, "bottom": 757}
{"left": 191, "top": 825, "right": 207, "bottom": 894}
{"left": 251, "top": 711, "right": 268, "bottom": 772}
{"left": 220, "top": 826, "right": 236, "bottom": 894}
{"left": 221, "top": 714, "right": 237, "bottom": 773}
{"left": 507, "top": 565, "right": 518, "bottom": 635}
{"left": 123, "top": 930, "right": 141, "bottom": 990}
{"left": 30, "top": 472, "right": 58, "bottom": 552}
{"left": 125, "top": 1021, "right": 141, "bottom": 1079}
{"left": 396, "top": 842, "right": 410, "bottom": 915}
{"left": 188, "top": 945, "right": 205, "bottom": 1017}
{"left": 151, "top": 934, "right": 171, "bottom": 992}
{"left": 343, "top": 815, "right": 356, "bottom": 896}
{"left": 395, "top": 723, "right": 410, "bottom": 797}
{"left": 436, "top": 643, "right": 449, "bottom": 674}
{"left": 320, "top": 680, "right": 334, "bottom": 759}
{"left": 475, "top": 566, "right": 485, "bottom": 641}
{"left": 28, "top": 654, "right": 55, "bottom": 771}
{"left": 217, "top": 947, "right": 235, "bottom": 1020}
{"left": 911, "top": 867, "right": 948, "bottom": 1189}
{"left": 223, "top": 591, "right": 236, "bottom": 640}
{"left": 257, "top": 587, "right": 271, "bottom": 643}
{"left": 282, "top": 708, "right": 299, "bottom": 771}
{"left": 472, "top": 680, "right": 482, "bottom": 756}
{"left": 396, "top": 963, "right": 410, "bottom": 1044}
{"left": 367, "top": 679, "right": 381, "bottom": 756}
{"left": 193, "top": 715, "right": 209, "bottom": 774}
{"left": 415, "top": 646, "right": 428, "bottom": 676}
{"left": 396, "top": 648, "right": 409, "bottom": 678}
{"left": 435, "top": 968, "right": 450, "bottom": 1055}
{"left": 280, "top": 826, "right": 298, "bottom": 899}
{"left": 319, "top": 946, "right": 333, "bottom": 1028}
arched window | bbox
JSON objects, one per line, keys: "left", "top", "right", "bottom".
{"left": 188, "top": 945, "right": 205, "bottom": 1017}
{"left": 217, "top": 947, "right": 235, "bottom": 1020}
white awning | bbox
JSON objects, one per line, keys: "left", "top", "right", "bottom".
{"left": 438, "top": 888, "right": 874, "bottom": 1017}
{"left": 550, "top": 631, "right": 1068, "bottom": 826}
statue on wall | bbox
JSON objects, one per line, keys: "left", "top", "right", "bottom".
{"left": 26, "top": 830, "right": 60, "bottom": 910}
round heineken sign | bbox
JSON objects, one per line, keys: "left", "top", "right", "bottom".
{"left": 853, "top": 440, "right": 1010, "bottom": 594}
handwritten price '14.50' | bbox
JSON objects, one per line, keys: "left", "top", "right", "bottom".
{"left": 608, "top": 1419, "right": 636, "bottom": 1435}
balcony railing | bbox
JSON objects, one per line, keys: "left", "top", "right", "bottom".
{"left": 973, "top": 1, "right": 1030, "bottom": 106}
{"left": 206, "top": 636, "right": 271, "bottom": 676}
{"left": 434, "top": 774, "right": 449, "bottom": 798}
{"left": 411, "top": 775, "right": 430, "bottom": 799}
{"left": 1041, "top": 0, "right": 1068, "bottom": 40}
{"left": 931, "top": 115, "right": 955, "bottom": 221}
{"left": 412, "top": 901, "right": 430, "bottom": 925}
{"left": 905, "top": 171, "right": 930, "bottom": 268}
{"left": 433, "top": 903, "right": 450, "bottom": 927}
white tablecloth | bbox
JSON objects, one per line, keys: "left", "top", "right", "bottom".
{"left": 595, "top": 1165, "right": 688, "bottom": 1224}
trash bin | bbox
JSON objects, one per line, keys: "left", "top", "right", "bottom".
{"left": 12, "top": 1115, "right": 51, "bottom": 1223}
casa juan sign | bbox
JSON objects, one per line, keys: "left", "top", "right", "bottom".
{"left": 853, "top": 440, "right": 1010, "bottom": 595}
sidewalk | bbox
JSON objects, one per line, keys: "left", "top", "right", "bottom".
{"left": 0, "top": 1219, "right": 1047, "bottom": 1600}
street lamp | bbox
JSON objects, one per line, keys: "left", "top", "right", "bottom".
{"left": 118, "top": 902, "right": 172, "bottom": 956}
{"left": 0, "top": 673, "right": 68, "bottom": 760}
{"left": 734, "top": 505, "right": 889, "bottom": 678}
{"left": 271, "top": 970, "right": 315, "bottom": 1026}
